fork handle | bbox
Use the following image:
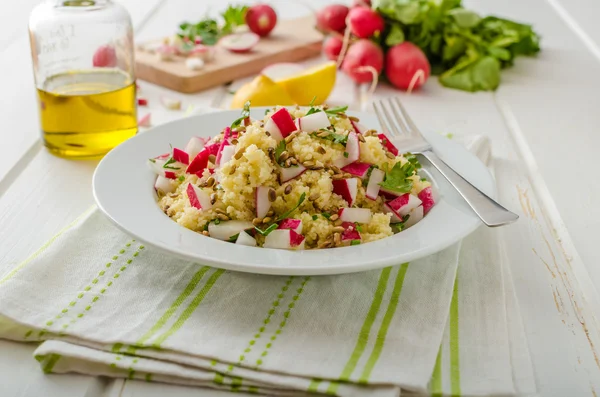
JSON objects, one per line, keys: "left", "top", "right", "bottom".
{"left": 421, "top": 150, "right": 519, "bottom": 227}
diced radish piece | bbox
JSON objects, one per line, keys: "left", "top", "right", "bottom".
{"left": 261, "top": 63, "right": 305, "bottom": 81}
{"left": 219, "top": 145, "right": 236, "bottom": 167}
{"left": 333, "top": 132, "right": 360, "bottom": 168}
{"left": 298, "top": 111, "right": 330, "bottom": 132}
{"left": 341, "top": 162, "right": 370, "bottom": 178}
{"left": 173, "top": 148, "right": 189, "bottom": 165}
{"left": 277, "top": 218, "right": 303, "bottom": 234}
{"left": 339, "top": 208, "right": 372, "bottom": 224}
{"left": 379, "top": 187, "right": 403, "bottom": 199}
{"left": 156, "top": 44, "right": 177, "bottom": 61}
{"left": 164, "top": 171, "right": 177, "bottom": 179}
{"left": 215, "top": 128, "right": 231, "bottom": 165}
{"left": 209, "top": 221, "right": 254, "bottom": 241}
{"left": 350, "top": 119, "right": 367, "bottom": 135}
{"left": 383, "top": 203, "right": 403, "bottom": 223}
{"left": 270, "top": 108, "right": 297, "bottom": 138}
{"left": 155, "top": 153, "right": 171, "bottom": 160}
{"left": 148, "top": 159, "right": 166, "bottom": 176}
{"left": 204, "top": 143, "right": 220, "bottom": 156}
{"left": 387, "top": 193, "right": 422, "bottom": 217}
{"left": 404, "top": 205, "right": 424, "bottom": 228}
{"left": 187, "top": 150, "right": 210, "bottom": 175}
{"left": 236, "top": 231, "right": 257, "bottom": 246}
{"left": 137, "top": 98, "right": 148, "bottom": 106}
{"left": 366, "top": 168, "right": 385, "bottom": 200}
{"left": 341, "top": 222, "right": 361, "bottom": 242}
{"left": 255, "top": 186, "right": 272, "bottom": 219}
{"left": 219, "top": 32, "right": 260, "bottom": 53}
{"left": 378, "top": 133, "right": 399, "bottom": 156}
{"left": 186, "top": 183, "right": 212, "bottom": 210}
{"left": 263, "top": 229, "right": 306, "bottom": 250}
{"left": 332, "top": 178, "right": 358, "bottom": 206}
{"left": 184, "top": 137, "right": 205, "bottom": 160}
{"left": 155, "top": 176, "right": 176, "bottom": 194}
{"left": 280, "top": 164, "right": 306, "bottom": 182}
{"left": 418, "top": 187, "right": 435, "bottom": 214}
{"left": 265, "top": 117, "right": 284, "bottom": 141}
{"left": 138, "top": 113, "right": 151, "bottom": 127}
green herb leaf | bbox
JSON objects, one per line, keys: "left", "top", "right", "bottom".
{"left": 343, "top": 152, "right": 349, "bottom": 158}
{"left": 163, "top": 157, "right": 181, "bottom": 170}
{"left": 274, "top": 140, "right": 286, "bottom": 164}
{"left": 439, "top": 56, "right": 501, "bottom": 92}
{"left": 305, "top": 107, "right": 321, "bottom": 116}
{"left": 385, "top": 24, "right": 405, "bottom": 46}
{"left": 254, "top": 223, "right": 278, "bottom": 236}
{"left": 391, "top": 214, "right": 411, "bottom": 231}
{"left": 214, "top": 218, "right": 221, "bottom": 225}
{"left": 324, "top": 105, "right": 348, "bottom": 115}
{"left": 448, "top": 8, "right": 481, "bottom": 28}
{"left": 355, "top": 223, "right": 363, "bottom": 233}
{"left": 322, "top": 212, "right": 331, "bottom": 220}
{"left": 221, "top": 5, "right": 249, "bottom": 35}
{"left": 379, "top": 161, "right": 415, "bottom": 194}
{"left": 312, "top": 215, "right": 318, "bottom": 221}
{"left": 149, "top": 158, "right": 156, "bottom": 163}
{"left": 313, "top": 130, "right": 348, "bottom": 146}
{"left": 178, "top": 175, "right": 186, "bottom": 182}
{"left": 308, "top": 96, "right": 317, "bottom": 107}
{"left": 227, "top": 233, "right": 240, "bottom": 242}
{"left": 231, "top": 100, "right": 251, "bottom": 128}
{"left": 350, "top": 240, "right": 361, "bottom": 246}
{"left": 275, "top": 193, "right": 306, "bottom": 222}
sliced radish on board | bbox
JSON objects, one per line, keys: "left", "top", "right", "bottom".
{"left": 255, "top": 186, "right": 272, "bottom": 219}
{"left": 341, "top": 222, "right": 361, "bottom": 243}
{"left": 235, "top": 231, "right": 257, "bottom": 246}
{"left": 280, "top": 164, "right": 306, "bottom": 182}
{"left": 298, "top": 111, "right": 330, "bottom": 132}
{"left": 261, "top": 63, "right": 305, "bottom": 81}
{"left": 387, "top": 193, "right": 422, "bottom": 217}
{"left": 187, "top": 149, "right": 210, "bottom": 175}
{"left": 334, "top": 132, "right": 360, "bottom": 168}
{"left": 219, "top": 145, "right": 236, "bottom": 167}
{"left": 265, "top": 117, "right": 284, "bottom": 141}
{"left": 270, "top": 108, "right": 297, "bottom": 138}
{"left": 378, "top": 133, "right": 399, "bottom": 156}
{"left": 404, "top": 205, "right": 424, "bottom": 228}
{"left": 156, "top": 44, "right": 177, "bottom": 61}
{"left": 172, "top": 148, "right": 189, "bottom": 165}
{"left": 263, "top": 229, "right": 306, "bottom": 250}
{"left": 365, "top": 168, "right": 385, "bottom": 200}
{"left": 186, "top": 183, "right": 212, "bottom": 210}
{"left": 418, "top": 187, "right": 435, "bottom": 214}
{"left": 184, "top": 137, "right": 205, "bottom": 160}
{"left": 220, "top": 32, "right": 260, "bottom": 53}
{"left": 338, "top": 207, "right": 372, "bottom": 224}
{"left": 333, "top": 178, "right": 358, "bottom": 206}
{"left": 209, "top": 221, "right": 254, "bottom": 241}
{"left": 341, "top": 162, "right": 371, "bottom": 178}
{"left": 277, "top": 218, "right": 303, "bottom": 234}
{"left": 383, "top": 202, "right": 403, "bottom": 223}
{"left": 155, "top": 176, "right": 176, "bottom": 194}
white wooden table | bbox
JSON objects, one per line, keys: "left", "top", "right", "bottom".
{"left": 2, "top": 0, "right": 600, "bottom": 396}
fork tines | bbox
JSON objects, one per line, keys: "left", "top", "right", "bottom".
{"left": 373, "top": 98, "right": 420, "bottom": 139}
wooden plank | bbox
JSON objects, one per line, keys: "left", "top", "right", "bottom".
{"left": 135, "top": 16, "right": 323, "bottom": 93}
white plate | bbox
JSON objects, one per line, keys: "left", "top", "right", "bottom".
{"left": 93, "top": 108, "right": 495, "bottom": 275}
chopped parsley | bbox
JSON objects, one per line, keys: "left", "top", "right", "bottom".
{"left": 254, "top": 223, "right": 278, "bottom": 236}
{"left": 378, "top": 160, "right": 421, "bottom": 194}
{"left": 391, "top": 214, "right": 410, "bottom": 230}
{"left": 355, "top": 223, "right": 363, "bottom": 233}
{"left": 321, "top": 212, "right": 331, "bottom": 220}
{"left": 178, "top": 175, "right": 185, "bottom": 182}
{"left": 350, "top": 240, "right": 361, "bottom": 246}
{"left": 312, "top": 215, "right": 318, "bottom": 220}
{"left": 231, "top": 100, "right": 251, "bottom": 129}
{"left": 275, "top": 193, "right": 306, "bottom": 222}
{"left": 214, "top": 218, "right": 221, "bottom": 225}
{"left": 421, "top": 177, "right": 427, "bottom": 182}
{"left": 163, "top": 157, "right": 180, "bottom": 170}
{"left": 227, "top": 233, "right": 240, "bottom": 243}
{"left": 343, "top": 152, "right": 349, "bottom": 158}
{"left": 312, "top": 130, "right": 348, "bottom": 145}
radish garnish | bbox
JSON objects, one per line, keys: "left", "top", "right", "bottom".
{"left": 265, "top": 118, "right": 284, "bottom": 141}
{"left": 184, "top": 137, "right": 205, "bottom": 160}
{"left": 155, "top": 176, "right": 176, "bottom": 194}
{"left": 341, "top": 162, "right": 371, "bottom": 178}
{"left": 270, "top": 108, "right": 297, "bottom": 138}
{"left": 333, "top": 178, "right": 358, "bottom": 206}
{"left": 418, "top": 187, "right": 435, "bottom": 214}
{"left": 255, "top": 186, "right": 272, "bottom": 219}
{"left": 277, "top": 218, "right": 303, "bottom": 234}
{"left": 280, "top": 164, "right": 306, "bottom": 182}
{"left": 366, "top": 168, "right": 385, "bottom": 200}
{"left": 297, "top": 111, "right": 330, "bottom": 132}
{"left": 404, "top": 205, "right": 424, "bottom": 228}
{"left": 263, "top": 229, "right": 305, "bottom": 250}
{"left": 172, "top": 148, "right": 189, "bottom": 165}
{"left": 215, "top": 128, "right": 232, "bottom": 165}
{"left": 204, "top": 143, "right": 220, "bottom": 157}
{"left": 209, "top": 221, "right": 254, "bottom": 241}
{"left": 236, "top": 231, "right": 257, "bottom": 246}
{"left": 220, "top": 32, "right": 260, "bottom": 53}
{"left": 378, "top": 134, "right": 399, "bottom": 156}
{"left": 186, "top": 183, "right": 212, "bottom": 210}
{"left": 148, "top": 158, "right": 166, "bottom": 176}
{"left": 339, "top": 208, "right": 372, "bottom": 224}
{"left": 186, "top": 149, "right": 210, "bottom": 175}
{"left": 219, "top": 145, "right": 236, "bottom": 167}
{"left": 333, "top": 131, "right": 360, "bottom": 168}
{"left": 387, "top": 193, "right": 422, "bottom": 216}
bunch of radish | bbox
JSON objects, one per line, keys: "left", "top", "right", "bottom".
{"left": 316, "top": 2, "right": 431, "bottom": 91}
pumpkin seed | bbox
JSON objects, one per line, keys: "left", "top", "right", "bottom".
{"left": 268, "top": 188, "right": 276, "bottom": 202}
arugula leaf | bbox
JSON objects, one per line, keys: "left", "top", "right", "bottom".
{"left": 221, "top": 5, "right": 248, "bottom": 35}
{"left": 324, "top": 105, "right": 349, "bottom": 115}
{"left": 305, "top": 107, "right": 320, "bottom": 116}
{"left": 275, "top": 193, "right": 306, "bottom": 222}
{"left": 231, "top": 101, "right": 251, "bottom": 128}
{"left": 254, "top": 223, "right": 278, "bottom": 236}
{"left": 227, "top": 233, "right": 240, "bottom": 243}
{"left": 379, "top": 162, "right": 414, "bottom": 194}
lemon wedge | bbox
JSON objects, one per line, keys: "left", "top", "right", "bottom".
{"left": 230, "top": 75, "right": 295, "bottom": 109}
{"left": 275, "top": 61, "right": 337, "bottom": 106}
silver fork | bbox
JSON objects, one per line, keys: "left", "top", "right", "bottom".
{"left": 373, "top": 97, "right": 519, "bottom": 227}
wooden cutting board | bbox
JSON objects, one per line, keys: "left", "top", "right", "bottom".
{"left": 134, "top": 16, "right": 323, "bottom": 94}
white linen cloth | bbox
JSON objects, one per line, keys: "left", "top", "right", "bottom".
{"left": 0, "top": 135, "right": 535, "bottom": 396}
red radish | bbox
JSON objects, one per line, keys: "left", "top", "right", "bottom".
{"left": 333, "top": 178, "right": 358, "bottom": 206}
{"left": 215, "top": 128, "right": 231, "bottom": 165}
{"left": 255, "top": 186, "right": 272, "bottom": 219}
{"left": 418, "top": 187, "right": 435, "bottom": 214}
{"left": 339, "top": 207, "right": 372, "bottom": 224}
{"left": 186, "top": 183, "right": 212, "bottom": 210}
{"left": 385, "top": 42, "right": 431, "bottom": 91}
{"left": 316, "top": 4, "right": 349, "bottom": 34}
{"left": 341, "top": 222, "right": 361, "bottom": 242}
{"left": 155, "top": 176, "right": 176, "bottom": 194}
{"left": 220, "top": 32, "right": 260, "bottom": 53}
{"left": 277, "top": 218, "right": 303, "bottom": 234}
{"left": 352, "top": 0, "right": 371, "bottom": 7}
{"left": 348, "top": 7, "right": 384, "bottom": 39}
{"left": 341, "top": 40, "right": 384, "bottom": 84}
{"left": 366, "top": 168, "right": 385, "bottom": 200}
{"left": 323, "top": 36, "right": 343, "bottom": 61}
{"left": 270, "top": 108, "right": 297, "bottom": 137}
{"left": 164, "top": 171, "right": 177, "bottom": 179}
{"left": 148, "top": 158, "right": 166, "bottom": 175}
{"left": 378, "top": 134, "right": 399, "bottom": 156}
{"left": 155, "top": 153, "right": 171, "bottom": 160}
{"left": 187, "top": 149, "right": 210, "bottom": 175}
{"left": 350, "top": 120, "right": 367, "bottom": 135}
{"left": 138, "top": 113, "right": 152, "bottom": 127}
{"left": 297, "top": 111, "right": 330, "bottom": 132}
{"left": 341, "top": 162, "right": 371, "bottom": 178}
{"left": 219, "top": 146, "right": 236, "bottom": 167}
{"left": 263, "top": 229, "right": 305, "bottom": 250}
{"left": 236, "top": 231, "right": 257, "bottom": 246}
{"left": 379, "top": 187, "right": 403, "bottom": 199}
{"left": 172, "top": 148, "right": 189, "bottom": 165}
{"left": 246, "top": 4, "right": 277, "bottom": 37}
{"left": 388, "top": 193, "right": 422, "bottom": 216}
{"left": 404, "top": 205, "right": 424, "bottom": 228}
{"left": 265, "top": 117, "right": 284, "bottom": 141}
{"left": 137, "top": 98, "right": 148, "bottom": 106}
{"left": 280, "top": 164, "right": 306, "bottom": 182}
{"left": 184, "top": 137, "right": 205, "bottom": 160}
{"left": 262, "top": 63, "right": 305, "bottom": 81}
{"left": 383, "top": 203, "right": 403, "bottom": 222}
{"left": 204, "top": 143, "right": 220, "bottom": 157}
{"left": 156, "top": 44, "right": 177, "bottom": 61}
{"left": 93, "top": 45, "right": 117, "bottom": 67}
{"left": 334, "top": 131, "right": 360, "bottom": 168}
{"left": 209, "top": 220, "right": 254, "bottom": 241}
